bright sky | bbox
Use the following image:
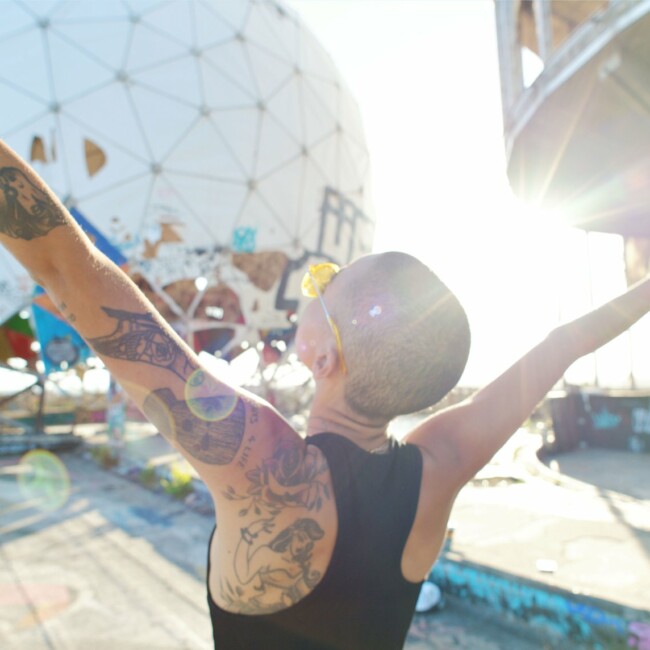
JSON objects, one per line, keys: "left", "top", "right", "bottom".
{"left": 286, "top": 0, "right": 648, "bottom": 389}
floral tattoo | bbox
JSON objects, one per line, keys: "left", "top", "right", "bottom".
{"left": 223, "top": 441, "right": 330, "bottom": 516}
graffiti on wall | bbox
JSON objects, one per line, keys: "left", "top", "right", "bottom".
{"left": 431, "top": 558, "right": 649, "bottom": 648}
{"left": 551, "top": 393, "right": 650, "bottom": 452}
{"left": 628, "top": 621, "right": 650, "bottom": 650}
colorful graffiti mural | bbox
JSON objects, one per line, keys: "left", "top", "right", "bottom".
{"left": 549, "top": 392, "right": 650, "bottom": 452}
{"left": 431, "top": 558, "right": 650, "bottom": 649}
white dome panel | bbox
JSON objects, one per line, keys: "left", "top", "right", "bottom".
{"left": 79, "top": 176, "right": 153, "bottom": 249}
{"left": 139, "top": 1, "right": 195, "bottom": 47}
{"left": 202, "top": 1, "right": 250, "bottom": 36}
{"left": 0, "top": 5, "right": 33, "bottom": 39}
{"left": 47, "top": 30, "right": 116, "bottom": 103}
{"left": 257, "top": 156, "right": 305, "bottom": 241}
{"left": 62, "top": 85, "right": 151, "bottom": 161}
{"left": 298, "top": 27, "right": 338, "bottom": 81}
{"left": 238, "top": 190, "right": 293, "bottom": 249}
{"left": 192, "top": 3, "right": 242, "bottom": 49}
{"left": 210, "top": 108, "right": 260, "bottom": 178}
{"left": 2, "top": 92, "right": 48, "bottom": 137}
{"left": 266, "top": 76, "right": 304, "bottom": 145}
{"left": 164, "top": 118, "right": 246, "bottom": 182}
{"left": 245, "top": 4, "right": 296, "bottom": 65}
{"left": 199, "top": 53, "right": 257, "bottom": 109}
{"left": 125, "top": 22, "right": 188, "bottom": 72}
{"left": 51, "top": 0, "right": 130, "bottom": 21}
{"left": 0, "top": 29, "right": 51, "bottom": 105}
{"left": 128, "top": 85, "right": 201, "bottom": 162}
{"left": 302, "top": 80, "right": 337, "bottom": 147}
{"left": 149, "top": 173, "right": 246, "bottom": 244}
{"left": 303, "top": 76, "right": 339, "bottom": 128}
{"left": 51, "top": 21, "right": 132, "bottom": 72}
{"left": 247, "top": 42, "right": 294, "bottom": 101}
{"left": 255, "top": 111, "right": 301, "bottom": 177}
{"left": 130, "top": 57, "right": 204, "bottom": 110}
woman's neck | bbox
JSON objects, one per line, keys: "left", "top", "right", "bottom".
{"left": 305, "top": 413, "right": 390, "bottom": 452}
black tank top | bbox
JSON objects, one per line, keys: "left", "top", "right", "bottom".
{"left": 207, "top": 432, "right": 424, "bottom": 649}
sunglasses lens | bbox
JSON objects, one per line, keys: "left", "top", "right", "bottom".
{"left": 301, "top": 263, "right": 340, "bottom": 298}
{"left": 301, "top": 274, "right": 318, "bottom": 298}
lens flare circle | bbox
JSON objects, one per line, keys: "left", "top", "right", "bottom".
{"left": 18, "top": 450, "right": 71, "bottom": 511}
{"left": 184, "top": 369, "right": 238, "bottom": 423}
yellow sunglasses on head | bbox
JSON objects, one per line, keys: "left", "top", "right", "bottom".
{"left": 301, "top": 263, "right": 347, "bottom": 375}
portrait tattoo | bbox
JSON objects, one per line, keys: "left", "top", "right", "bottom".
{"left": 220, "top": 517, "right": 325, "bottom": 614}
{"left": 88, "top": 307, "right": 195, "bottom": 380}
{"left": 0, "top": 167, "right": 67, "bottom": 240}
{"left": 143, "top": 388, "right": 245, "bottom": 465}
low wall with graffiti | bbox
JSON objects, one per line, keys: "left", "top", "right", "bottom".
{"left": 431, "top": 557, "right": 650, "bottom": 649}
{"left": 548, "top": 392, "right": 650, "bottom": 453}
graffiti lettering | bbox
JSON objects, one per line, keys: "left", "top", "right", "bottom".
{"left": 317, "top": 186, "right": 373, "bottom": 265}
{"left": 431, "top": 558, "right": 638, "bottom": 647}
{"left": 275, "top": 187, "right": 373, "bottom": 313}
{"left": 590, "top": 407, "right": 622, "bottom": 430}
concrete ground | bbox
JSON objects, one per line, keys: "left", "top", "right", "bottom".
{"left": 448, "top": 435, "right": 650, "bottom": 613}
{"left": 1, "top": 419, "right": 648, "bottom": 648}
{"left": 0, "top": 450, "right": 561, "bottom": 650}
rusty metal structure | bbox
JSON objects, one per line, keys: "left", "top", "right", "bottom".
{"left": 495, "top": 1, "right": 650, "bottom": 394}
{"left": 495, "top": 0, "right": 650, "bottom": 245}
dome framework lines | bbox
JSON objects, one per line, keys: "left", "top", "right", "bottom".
{"left": 0, "top": 0, "right": 374, "bottom": 350}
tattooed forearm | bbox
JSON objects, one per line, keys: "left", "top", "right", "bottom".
{"left": 143, "top": 387, "right": 245, "bottom": 464}
{"left": 0, "top": 167, "right": 67, "bottom": 240}
{"left": 88, "top": 307, "right": 195, "bottom": 379}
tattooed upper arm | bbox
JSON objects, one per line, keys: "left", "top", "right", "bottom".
{"left": 143, "top": 386, "right": 246, "bottom": 465}
{"left": 88, "top": 305, "right": 249, "bottom": 467}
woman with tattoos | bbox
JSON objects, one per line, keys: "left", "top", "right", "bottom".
{"left": 1, "top": 138, "right": 650, "bottom": 649}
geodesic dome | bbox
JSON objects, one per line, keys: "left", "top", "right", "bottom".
{"left": 0, "top": 0, "right": 374, "bottom": 359}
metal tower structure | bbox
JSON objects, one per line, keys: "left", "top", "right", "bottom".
{"left": 495, "top": 0, "right": 650, "bottom": 248}
{"left": 495, "top": 1, "right": 650, "bottom": 392}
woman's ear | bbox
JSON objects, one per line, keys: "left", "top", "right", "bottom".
{"left": 312, "top": 344, "right": 340, "bottom": 379}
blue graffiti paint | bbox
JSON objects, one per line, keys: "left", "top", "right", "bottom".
{"left": 567, "top": 601, "right": 626, "bottom": 634}
{"left": 431, "top": 559, "right": 646, "bottom": 647}
{"left": 432, "top": 562, "right": 575, "bottom": 637}
{"left": 232, "top": 227, "right": 256, "bottom": 253}
{"left": 591, "top": 407, "right": 622, "bottom": 430}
